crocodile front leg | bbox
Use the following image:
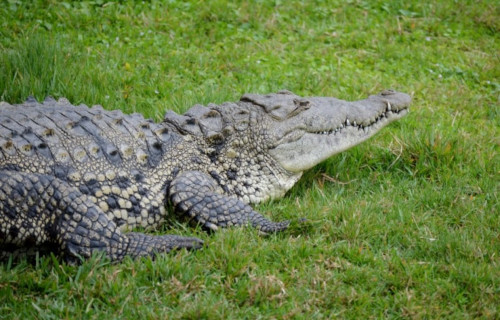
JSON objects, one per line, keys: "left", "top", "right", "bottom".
{"left": 169, "top": 171, "right": 289, "bottom": 233}
{"left": 0, "top": 170, "right": 202, "bottom": 263}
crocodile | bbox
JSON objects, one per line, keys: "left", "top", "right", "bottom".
{"left": 0, "top": 89, "right": 411, "bottom": 263}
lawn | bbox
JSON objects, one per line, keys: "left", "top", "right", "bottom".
{"left": 0, "top": 0, "right": 498, "bottom": 318}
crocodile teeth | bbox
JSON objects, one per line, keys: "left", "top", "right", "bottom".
{"left": 315, "top": 107, "right": 398, "bottom": 137}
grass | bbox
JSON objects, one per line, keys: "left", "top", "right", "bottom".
{"left": 0, "top": 0, "right": 498, "bottom": 318}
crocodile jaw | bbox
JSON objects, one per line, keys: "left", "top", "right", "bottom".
{"left": 268, "top": 93, "right": 410, "bottom": 173}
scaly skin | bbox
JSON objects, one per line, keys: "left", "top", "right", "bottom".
{"left": 0, "top": 90, "right": 411, "bottom": 262}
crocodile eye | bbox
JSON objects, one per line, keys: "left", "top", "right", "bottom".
{"left": 293, "top": 99, "right": 311, "bottom": 109}
{"left": 286, "top": 99, "right": 311, "bottom": 118}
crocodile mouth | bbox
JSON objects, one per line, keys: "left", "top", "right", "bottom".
{"left": 278, "top": 102, "right": 409, "bottom": 145}
{"left": 269, "top": 102, "right": 409, "bottom": 173}
{"left": 309, "top": 104, "right": 409, "bottom": 137}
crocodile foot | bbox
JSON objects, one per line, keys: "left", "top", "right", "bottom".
{"left": 170, "top": 171, "right": 290, "bottom": 233}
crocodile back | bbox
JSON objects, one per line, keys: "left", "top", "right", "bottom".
{"left": 0, "top": 97, "right": 174, "bottom": 175}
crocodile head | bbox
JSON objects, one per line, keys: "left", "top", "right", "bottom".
{"left": 240, "top": 90, "right": 411, "bottom": 172}
{"left": 164, "top": 90, "right": 411, "bottom": 202}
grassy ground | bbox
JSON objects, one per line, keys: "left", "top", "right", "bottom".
{"left": 0, "top": 0, "right": 498, "bottom": 318}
